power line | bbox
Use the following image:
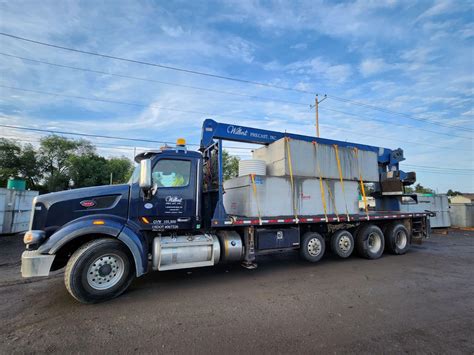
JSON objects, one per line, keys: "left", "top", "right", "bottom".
{"left": 404, "top": 169, "right": 473, "bottom": 176}
{"left": 319, "top": 106, "right": 473, "bottom": 140}
{"left": 4, "top": 133, "right": 470, "bottom": 175}
{"left": 2, "top": 84, "right": 472, "bottom": 148}
{"left": 327, "top": 95, "right": 474, "bottom": 131}
{"left": 3, "top": 52, "right": 471, "bottom": 141}
{"left": 0, "top": 84, "right": 308, "bottom": 125}
{"left": 1, "top": 121, "right": 471, "bottom": 169}
{"left": 0, "top": 32, "right": 311, "bottom": 94}
{"left": 325, "top": 125, "right": 470, "bottom": 152}
{"left": 0, "top": 52, "right": 308, "bottom": 108}
{"left": 0, "top": 122, "right": 256, "bottom": 150}
{"left": 401, "top": 164, "right": 474, "bottom": 172}
{"left": 1, "top": 32, "right": 471, "bottom": 131}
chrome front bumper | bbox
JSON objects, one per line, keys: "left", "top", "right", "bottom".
{"left": 21, "top": 250, "right": 55, "bottom": 277}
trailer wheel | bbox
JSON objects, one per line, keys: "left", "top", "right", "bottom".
{"left": 385, "top": 223, "right": 410, "bottom": 255}
{"left": 300, "top": 232, "right": 325, "bottom": 263}
{"left": 65, "top": 238, "right": 135, "bottom": 304}
{"left": 331, "top": 230, "right": 354, "bottom": 258}
{"left": 356, "top": 224, "right": 384, "bottom": 260}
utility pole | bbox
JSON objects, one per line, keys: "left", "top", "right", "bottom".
{"left": 311, "top": 94, "right": 327, "bottom": 137}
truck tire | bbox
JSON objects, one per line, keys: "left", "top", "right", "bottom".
{"left": 331, "top": 230, "right": 354, "bottom": 258}
{"left": 356, "top": 224, "right": 384, "bottom": 260}
{"left": 385, "top": 223, "right": 410, "bottom": 255}
{"left": 300, "top": 232, "right": 325, "bottom": 263}
{"left": 65, "top": 238, "right": 135, "bottom": 304}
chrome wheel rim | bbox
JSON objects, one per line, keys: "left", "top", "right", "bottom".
{"left": 368, "top": 233, "right": 382, "bottom": 254}
{"left": 86, "top": 254, "right": 125, "bottom": 290}
{"left": 307, "top": 237, "right": 322, "bottom": 257}
{"left": 338, "top": 235, "right": 352, "bottom": 253}
{"left": 395, "top": 230, "right": 407, "bottom": 249}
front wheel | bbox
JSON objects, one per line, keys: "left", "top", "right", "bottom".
{"left": 65, "top": 238, "right": 135, "bottom": 303}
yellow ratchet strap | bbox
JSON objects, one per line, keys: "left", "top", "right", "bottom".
{"left": 325, "top": 180, "right": 339, "bottom": 221}
{"left": 334, "top": 145, "right": 350, "bottom": 220}
{"left": 354, "top": 148, "right": 370, "bottom": 220}
{"left": 285, "top": 137, "right": 299, "bottom": 223}
{"left": 313, "top": 142, "right": 328, "bottom": 221}
{"left": 250, "top": 174, "right": 263, "bottom": 225}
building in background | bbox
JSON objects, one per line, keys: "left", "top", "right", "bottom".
{"left": 450, "top": 194, "right": 474, "bottom": 204}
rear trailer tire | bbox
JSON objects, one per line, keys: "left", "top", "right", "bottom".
{"left": 65, "top": 238, "right": 135, "bottom": 304}
{"left": 356, "top": 224, "right": 385, "bottom": 260}
{"left": 300, "top": 232, "right": 325, "bottom": 263}
{"left": 331, "top": 230, "right": 354, "bottom": 258}
{"left": 385, "top": 223, "right": 410, "bottom": 255}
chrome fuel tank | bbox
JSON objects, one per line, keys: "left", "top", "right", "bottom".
{"left": 152, "top": 234, "right": 220, "bottom": 271}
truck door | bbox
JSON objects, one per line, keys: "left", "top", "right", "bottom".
{"left": 138, "top": 157, "right": 199, "bottom": 231}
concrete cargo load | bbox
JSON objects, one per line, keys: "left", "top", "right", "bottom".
{"left": 223, "top": 175, "right": 359, "bottom": 217}
{"left": 252, "top": 138, "right": 379, "bottom": 182}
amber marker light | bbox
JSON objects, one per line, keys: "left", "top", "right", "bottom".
{"left": 92, "top": 220, "right": 105, "bottom": 225}
{"left": 141, "top": 217, "right": 150, "bottom": 224}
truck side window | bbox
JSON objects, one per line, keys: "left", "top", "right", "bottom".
{"left": 152, "top": 160, "right": 191, "bottom": 188}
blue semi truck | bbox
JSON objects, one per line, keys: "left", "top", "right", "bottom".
{"left": 21, "top": 119, "right": 430, "bottom": 303}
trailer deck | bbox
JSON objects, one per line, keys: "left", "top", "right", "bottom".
{"left": 212, "top": 211, "right": 429, "bottom": 227}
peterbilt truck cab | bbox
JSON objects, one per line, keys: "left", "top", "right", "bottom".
{"left": 21, "top": 140, "right": 224, "bottom": 303}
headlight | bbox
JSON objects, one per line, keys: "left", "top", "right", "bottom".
{"left": 23, "top": 230, "right": 46, "bottom": 245}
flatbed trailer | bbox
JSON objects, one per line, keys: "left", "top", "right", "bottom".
{"left": 20, "top": 119, "right": 431, "bottom": 303}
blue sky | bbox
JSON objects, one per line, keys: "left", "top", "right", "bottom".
{"left": 0, "top": 0, "right": 473, "bottom": 192}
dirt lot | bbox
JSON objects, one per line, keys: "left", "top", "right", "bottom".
{"left": 0, "top": 230, "right": 473, "bottom": 354}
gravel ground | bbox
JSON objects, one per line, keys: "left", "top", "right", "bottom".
{"left": 0, "top": 229, "right": 473, "bottom": 354}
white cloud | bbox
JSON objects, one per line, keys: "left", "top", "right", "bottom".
{"left": 359, "top": 58, "right": 388, "bottom": 77}
{"left": 290, "top": 43, "right": 307, "bottom": 50}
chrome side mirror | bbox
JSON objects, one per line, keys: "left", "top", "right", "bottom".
{"left": 139, "top": 159, "right": 152, "bottom": 190}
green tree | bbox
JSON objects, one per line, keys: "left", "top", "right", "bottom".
{"left": 69, "top": 154, "right": 109, "bottom": 188}
{"left": 222, "top": 150, "right": 240, "bottom": 181}
{"left": 18, "top": 144, "right": 41, "bottom": 189}
{"left": 38, "top": 135, "right": 94, "bottom": 192}
{"left": 447, "top": 189, "right": 461, "bottom": 196}
{"left": 0, "top": 139, "right": 41, "bottom": 189}
{"left": 106, "top": 157, "right": 133, "bottom": 184}
{"left": 414, "top": 183, "right": 434, "bottom": 194}
{"left": 0, "top": 138, "right": 21, "bottom": 186}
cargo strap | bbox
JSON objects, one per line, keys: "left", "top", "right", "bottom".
{"left": 250, "top": 174, "right": 263, "bottom": 225}
{"left": 285, "top": 137, "right": 299, "bottom": 223}
{"left": 353, "top": 148, "right": 370, "bottom": 220}
{"left": 334, "top": 145, "right": 350, "bottom": 220}
{"left": 312, "top": 142, "right": 328, "bottom": 221}
{"left": 325, "top": 180, "right": 340, "bottom": 221}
